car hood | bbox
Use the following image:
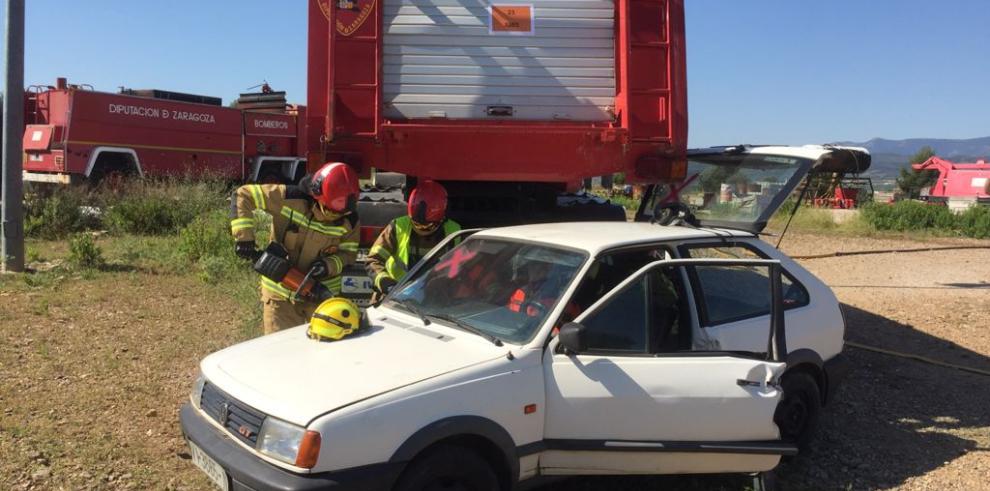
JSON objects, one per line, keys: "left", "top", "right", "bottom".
{"left": 200, "top": 309, "right": 507, "bottom": 426}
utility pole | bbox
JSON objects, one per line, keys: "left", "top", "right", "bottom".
{"left": 2, "top": 0, "right": 25, "bottom": 273}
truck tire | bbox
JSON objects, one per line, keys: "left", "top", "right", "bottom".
{"left": 88, "top": 163, "right": 134, "bottom": 189}
{"left": 774, "top": 371, "right": 822, "bottom": 451}
{"left": 394, "top": 444, "right": 500, "bottom": 491}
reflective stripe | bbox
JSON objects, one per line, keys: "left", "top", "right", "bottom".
{"left": 386, "top": 217, "right": 462, "bottom": 282}
{"left": 369, "top": 244, "right": 393, "bottom": 261}
{"left": 374, "top": 272, "right": 389, "bottom": 290}
{"left": 247, "top": 185, "right": 266, "bottom": 211}
{"left": 279, "top": 207, "right": 349, "bottom": 237}
{"left": 321, "top": 275, "right": 343, "bottom": 294}
{"left": 261, "top": 276, "right": 295, "bottom": 301}
{"left": 328, "top": 255, "right": 344, "bottom": 273}
{"left": 230, "top": 218, "right": 256, "bottom": 233}
{"left": 338, "top": 241, "right": 359, "bottom": 252}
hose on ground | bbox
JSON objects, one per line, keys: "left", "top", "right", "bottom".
{"left": 844, "top": 341, "right": 990, "bottom": 377}
{"left": 792, "top": 245, "right": 990, "bottom": 260}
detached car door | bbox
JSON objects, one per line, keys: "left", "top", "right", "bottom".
{"left": 542, "top": 259, "right": 795, "bottom": 476}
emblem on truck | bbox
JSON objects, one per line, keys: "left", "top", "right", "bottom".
{"left": 318, "top": 0, "right": 376, "bottom": 37}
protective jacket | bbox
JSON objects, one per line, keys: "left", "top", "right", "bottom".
{"left": 366, "top": 216, "right": 460, "bottom": 291}
{"left": 231, "top": 183, "right": 359, "bottom": 302}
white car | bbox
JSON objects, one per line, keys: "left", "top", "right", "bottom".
{"left": 181, "top": 145, "right": 864, "bottom": 491}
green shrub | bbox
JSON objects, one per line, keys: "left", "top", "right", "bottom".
{"left": 861, "top": 201, "right": 956, "bottom": 232}
{"left": 67, "top": 234, "right": 105, "bottom": 269}
{"left": 957, "top": 205, "right": 990, "bottom": 239}
{"left": 102, "top": 178, "right": 228, "bottom": 235}
{"left": 24, "top": 190, "right": 101, "bottom": 239}
{"left": 179, "top": 209, "right": 236, "bottom": 262}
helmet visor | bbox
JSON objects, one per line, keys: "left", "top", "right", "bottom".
{"left": 412, "top": 220, "right": 440, "bottom": 235}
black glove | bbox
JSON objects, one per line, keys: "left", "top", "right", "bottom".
{"left": 235, "top": 241, "right": 261, "bottom": 262}
{"left": 308, "top": 259, "right": 331, "bottom": 281}
{"left": 377, "top": 276, "right": 398, "bottom": 295}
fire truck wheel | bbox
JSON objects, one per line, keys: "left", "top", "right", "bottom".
{"left": 89, "top": 164, "right": 134, "bottom": 189}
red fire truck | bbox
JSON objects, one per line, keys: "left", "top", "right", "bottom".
{"left": 22, "top": 78, "right": 307, "bottom": 185}
{"left": 306, "top": 0, "right": 688, "bottom": 226}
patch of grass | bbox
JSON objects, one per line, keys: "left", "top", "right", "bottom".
{"left": 67, "top": 234, "right": 105, "bottom": 270}
{"left": 860, "top": 200, "right": 956, "bottom": 232}
{"left": 24, "top": 188, "right": 101, "bottom": 239}
{"left": 31, "top": 297, "right": 51, "bottom": 317}
{"left": 103, "top": 178, "right": 229, "bottom": 235}
{"left": 956, "top": 205, "right": 990, "bottom": 239}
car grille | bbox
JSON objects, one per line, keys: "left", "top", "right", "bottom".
{"left": 199, "top": 382, "right": 266, "bottom": 447}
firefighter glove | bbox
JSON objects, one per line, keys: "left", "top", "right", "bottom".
{"left": 308, "top": 259, "right": 331, "bottom": 281}
{"left": 235, "top": 241, "right": 261, "bottom": 262}
{"left": 377, "top": 276, "right": 398, "bottom": 295}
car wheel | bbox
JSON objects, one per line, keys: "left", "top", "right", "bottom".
{"left": 394, "top": 444, "right": 500, "bottom": 491}
{"left": 774, "top": 371, "right": 822, "bottom": 450}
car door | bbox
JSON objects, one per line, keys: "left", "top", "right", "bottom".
{"left": 678, "top": 241, "right": 813, "bottom": 354}
{"left": 542, "top": 259, "right": 794, "bottom": 476}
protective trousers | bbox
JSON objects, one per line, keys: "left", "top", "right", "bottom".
{"left": 262, "top": 298, "right": 319, "bottom": 335}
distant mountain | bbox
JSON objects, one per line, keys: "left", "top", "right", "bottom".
{"left": 834, "top": 136, "right": 990, "bottom": 179}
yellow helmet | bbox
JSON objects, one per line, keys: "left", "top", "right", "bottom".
{"left": 308, "top": 297, "right": 362, "bottom": 341}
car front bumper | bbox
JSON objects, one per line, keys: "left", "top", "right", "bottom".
{"left": 180, "top": 403, "right": 403, "bottom": 491}
{"left": 823, "top": 352, "right": 851, "bottom": 404}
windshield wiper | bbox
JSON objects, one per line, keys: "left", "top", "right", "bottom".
{"left": 391, "top": 299, "right": 431, "bottom": 326}
{"left": 426, "top": 313, "right": 503, "bottom": 347}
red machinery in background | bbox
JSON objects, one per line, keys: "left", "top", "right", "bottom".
{"left": 22, "top": 78, "right": 308, "bottom": 185}
{"left": 913, "top": 156, "right": 990, "bottom": 202}
{"left": 306, "top": 0, "right": 688, "bottom": 226}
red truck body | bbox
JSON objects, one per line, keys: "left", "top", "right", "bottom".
{"left": 22, "top": 80, "right": 307, "bottom": 184}
{"left": 306, "top": 0, "right": 687, "bottom": 185}
{"left": 913, "top": 157, "right": 990, "bottom": 200}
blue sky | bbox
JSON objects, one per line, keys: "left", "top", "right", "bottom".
{"left": 6, "top": 0, "right": 990, "bottom": 147}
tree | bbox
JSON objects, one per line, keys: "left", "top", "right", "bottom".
{"left": 896, "top": 146, "right": 939, "bottom": 199}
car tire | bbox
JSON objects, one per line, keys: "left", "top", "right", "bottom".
{"left": 774, "top": 371, "right": 822, "bottom": 451}
{"left": 394, "top": 444, "right": 500, "bottom": 491}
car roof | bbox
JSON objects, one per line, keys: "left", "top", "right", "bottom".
{"left": 473, "top": 222, "right": 754, "bottom": 256}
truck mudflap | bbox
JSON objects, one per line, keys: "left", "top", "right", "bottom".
{"left": 179, "top": 404, "right": 403, "bottom": 491}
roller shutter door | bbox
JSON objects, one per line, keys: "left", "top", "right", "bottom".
{"left": 383, "top": 0, "right": 616, "bottom": 121}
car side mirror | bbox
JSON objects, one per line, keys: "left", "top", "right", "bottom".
{"left": 558, "top": 322, "right": 588, "bottom": 355}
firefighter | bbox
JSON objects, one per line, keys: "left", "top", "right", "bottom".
{"left": 366, "top": 180, "right": 460, "bottom": 301}
{"left": 231, "top": 162, "right": 361, "bottom": 334}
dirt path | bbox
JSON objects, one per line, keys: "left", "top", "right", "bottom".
{"left": 2, "top": 233, "right": 988, "bottom": 490}
{"left": 0, "top": 272, "right": 236, "bottom": 490}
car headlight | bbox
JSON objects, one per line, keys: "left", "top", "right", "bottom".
{"left": 190, "top": 372, "right": 206, "bottom": 409}
{"left": 257, "top": 417, "right": 322, "bottom": 468}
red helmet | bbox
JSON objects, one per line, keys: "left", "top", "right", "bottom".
{"left": 311, "top": 162, "right": 359, "bottom": 213}
{"left": 408, "top": 180, "right": 448, "bottom": 224}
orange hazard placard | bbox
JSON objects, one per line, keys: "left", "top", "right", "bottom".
{"left": 490, "top": 5, "right": 534, "bottom": 34}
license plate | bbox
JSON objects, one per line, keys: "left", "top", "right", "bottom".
{"left": 189, "top": 440, "right": 229, "bottom": 491}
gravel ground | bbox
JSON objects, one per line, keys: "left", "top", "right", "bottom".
{"left": 774, "top": 232, "right": 990, "bottom": 490}
{"left": 1, "top": 232, "right": 988, "bottom": 490}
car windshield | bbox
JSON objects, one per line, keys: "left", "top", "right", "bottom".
{"left": 388, "top": 238, "right": 587, "bottom": 344}
{"left": 642, "top": 152, "right": 813, "bottom": 231}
